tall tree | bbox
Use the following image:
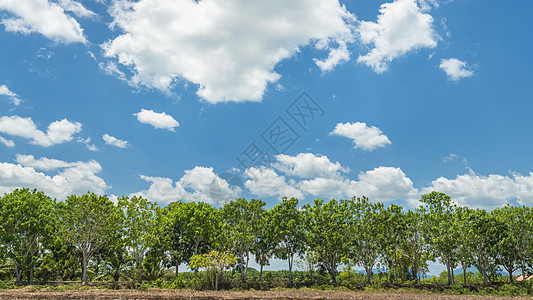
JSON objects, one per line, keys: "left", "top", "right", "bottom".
{"left": 468, "top": 209, "right": 500, "bottom": 286}
{"left": 303, "top": 198, "right": 355, "bottom": 284}
{"left": 164, "top": 201, "right": 194, "bottom": 277}
{"left": 178, "top": 202, "right": 219, "bottom": 274}
{"left": 380, "top": 204, "right": 407, "bottom": 284}
{"left": 270, "top": 197, "right": 305, "bottom": 286}
{"left": 56, "top": 192, "right": 120, "bottom": 283}
{"left": 420, "top": 191, "right": 459, "bottom": 285}
{"left": 250, "top": 207, "right": 275, "bottom": 281}
{"left": 220, "top": 198, "right": 265, "bottom": 282}
{"left": 119, "top": 196, "right": 162, "bottom": 283}
{"left": 492, "top": 206, "right": 519, "bottom": 283}
{"left": 0, "top": 188, "right": 56, "bottom": 282}
{"left": 404, "top": 209, "right": 430, "bottom": 283}
{"left": 351, "top": 197, "right": 384, "bottom": 284}
{"left": 455, "top": 206, "right": 474, "bottom": 285}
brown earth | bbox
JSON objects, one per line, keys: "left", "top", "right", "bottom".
{"left": 0, "top": 289, "right": 532, "bottom": 300}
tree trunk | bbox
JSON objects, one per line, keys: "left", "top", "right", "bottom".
{"left": 176, "top": 261, "right": 179, "bottom": 278}
{"left": 451, "top": 267, "right": 455, "bottom": 285}
{"left": 446, "top": 263, "right": 451, "bottom": 285}
{"left": 82, "top": 252, "right": 88, "bottom": 284}
{"left": 288, "top": 254, "right": 293, "bottom": 286}
{"left": 259, "top": 263, "right": 263, "bottom": 281}
{"left": 14, "top": 263, "right": 21, "bottom": 283}
{"left": 366, "top": 267, "right": 372, "bottom": 284}
{"left": 194, "top": 240, "right": 200, "bottom": 277}
{"left": 244, "top": 251, "right": 249, "bottom": 282}
{"left": 462, "top": 265, "right": 467, "bottom": 285}
{"left": 482, "top": 264, "right": 488, "bottom": 287}
{"left": 393, "top": 265, "right": 398, "bottom": 284}
{"left": 138, "top": 258, "right": 143, "bottom": 283}
{"left": 215, "top": 273, "right": 219, "bottom": 291}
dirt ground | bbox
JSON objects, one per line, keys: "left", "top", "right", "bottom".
{"left": 0, "top": 289, "right": 531, "bottom": 300}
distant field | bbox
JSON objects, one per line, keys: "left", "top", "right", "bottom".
{"left": 1, "top": 289, "right": 532, "bottom": 300}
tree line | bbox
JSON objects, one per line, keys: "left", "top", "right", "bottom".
{"left": 0, "top": 188, "right": 532, "bottom": 288}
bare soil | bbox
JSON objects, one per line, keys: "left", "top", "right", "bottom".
{"left": 0, "top": 289, "right": 531, "bottom": 300}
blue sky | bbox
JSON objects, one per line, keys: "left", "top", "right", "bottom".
{"left": 1, "top": 0, "right": 533, "bottom": 215}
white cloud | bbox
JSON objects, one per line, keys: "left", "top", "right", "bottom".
{"left": 0, "top": 156, "right": 107, "bottom": 199}
{"left": 134, "top": 166, "right": 240, "bottom": 204}
{"left": 0, "top": 136, "right": 14, "bottom": 147}
{"left": 422, "top": 170, "right": 533, "bottom": 210}
{"left": 134, "top": 109, "right": 179, "bottom": 131}
{"left": 357, "top": 0, "right": 437, "bottom": 73}
{"left": 98, "top": 61, "right": 126, "bottom": 80}
{"left": 330, "top": 122, "right": 391, "bottom": 151}
{"left": 58, "top": 0, "right": 97, "bottom": 19}
{"left": 0, "top": 116, "right": 82, "bottom": 147}
{"left": 0, "top": 0, "right": 86, "bottom": 43}
{"left": 76, "top": 136, "right": 98, "bottom": 151}
{"left": 439, "top": 58, "right": 474, "bottom": 81}
{"left": 244, "top": 166, "right": 303, "bottom": 200}
{"left": 314, "top": 41, "right": 350, "bottom": 72}
{"left": 15, "top": 154, "right": 73, "bottom": 171}
{"left": 296, "top": 166, "right": 417, "bottom": 203}
{"left": 103, "top": 133, "right": 129, "bottom": 148}
{"left": 102, "top": 0, "right": 355, "bottom": 103}
{"left": 0, "top": 84, "right": 21, "bottom": 105}
{"left": 274, "top": 153, "right": 349, "bottom": 179}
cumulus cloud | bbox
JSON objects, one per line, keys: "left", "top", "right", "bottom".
{"left": 77, "top": 137, "right": 98, "bottom": 151}
{"left": 134, "top": 166, "right": 241, "bottom": 204}
{"left": 296, "top": 166, "right": 417, "bottom": 202}
{"left": 243, "top": 152, "right": 415, "bottom": 203}
{"left": 102, "top": 0, "right": 356, "bottom": 103}
{"left": 0, "top": 84, "right": 21, "bottom": 105}
{"left": 0, "top": 115, "right": 82, "bottom": 147}
{"left": 0, "top": 136, "right": 14, "bottom": 147}
{"left": 0, "top": 156, "right": 107, "bottom": 199}
{"left": 439, "top": 58, "right": 474, "bottom": 81}
{"left": 134, "top": 109, "right": 179, "bottom": 131}
{"left": 57, "top": 0, "right": 97, "bottom": 19}
{"left": 423, "top": 170, "right": 533, "bottom": 210}
{"left": 330, "top": 122, "right": 391, "bottom": 151}
{"left": 274, "top": 153, "right": 349, "bottom": 179}
{"left": 98, "top": 61, "right": 126, "bottom": 81}
{"left": 15, "top": 154, "right": 73, "bottom": 171}
{"left": 244, "top": 166, "right": 303, "bottom": 200}
{"left": 357, "top": 0, "right": 437, "bottom": 73}
{"left": 0, "top": 0, "right": 86, "bottom": 43}
{"left": 103, "top": 133, "right": 129, "bottom": 148}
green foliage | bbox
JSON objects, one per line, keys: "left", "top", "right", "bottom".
{"left": 0, "top": 188, "right": 56, "bottom": 282}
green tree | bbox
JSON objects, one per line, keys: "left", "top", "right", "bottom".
{"left": 270, "top": 197, "right": 305, "bottom": 286}
{"left": 420, "top": 191, "right": 459, "bottom": 285}
{"left": 178, "top": 202, "right": 219, "bottom": 275}
{"left": 303, "top": 198, "right": 355, "bottom": 284}
{"left": 250, "top": 207, "right": 275, "bottom": 281}
{"left": 492, "top": 206, "right": 519, "bottom": 283}
{"left": 404, "top": 209, "right": 430, "bottom": 283}
{"left": 0, "top": 188, "right": 55, "bottom": 282}
{"left": 119, "top": 196, "right": 162, "bottom": 283}
{"left": 164, "top": 201, "right": 194, "bottom": 277}
{"left": 380, "top": 204, "right": 407, "bottom": 284}
{"left": 56, "top": 192, "right": 120, "bottom": 283}
{"left": 220, "top": 198, "right": 265, "bottom": 282}
{"left": 351, "top": 197, "right": 384, "bottom": 284}
{"left": 455, "top": 206, "right": 475, "bottom": 285}
{"left": 468, "top": 208, "right": 500, "bottom": 286}
{"left": 190, "top": 250, "right": 236, "bottom": 290}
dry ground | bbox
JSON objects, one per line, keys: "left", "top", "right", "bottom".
{"left": 0, "top": 289, "right": 532, "bottom": 300}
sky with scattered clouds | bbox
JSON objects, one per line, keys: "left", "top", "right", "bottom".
{"left": 1, "top": 0, "right": 533, "bottom": 216}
